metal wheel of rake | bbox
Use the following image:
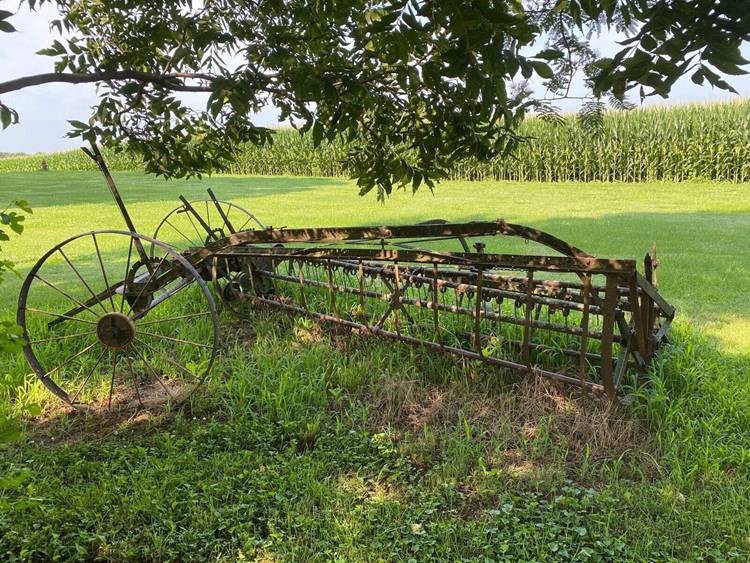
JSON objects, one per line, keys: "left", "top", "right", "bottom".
{"left": 153, "top": 194, "right": 266, "bottom": 315}
{"left": 17, "top": 231, "right": 220, "bottom": 411}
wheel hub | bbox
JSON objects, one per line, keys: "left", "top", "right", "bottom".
{"left": 96, "top": 312, "right": 136, "bottom": 349}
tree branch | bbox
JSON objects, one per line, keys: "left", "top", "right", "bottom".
{"left": 0, "top": 71, "right": 216, "bottom": 95}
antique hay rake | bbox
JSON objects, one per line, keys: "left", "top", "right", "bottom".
{"left": 17, "top": 146, "right": 675, "bottom": 411}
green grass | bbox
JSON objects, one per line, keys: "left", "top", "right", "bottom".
{"left": 1, "top": 171, "right": 749, "bottom": 560}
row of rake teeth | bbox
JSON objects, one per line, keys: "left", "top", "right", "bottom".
{"left": 246, "top": 259, "right": 613, "bottom": 352}
{"left": 266, "top": 259, "right": 608, "bottom": 323}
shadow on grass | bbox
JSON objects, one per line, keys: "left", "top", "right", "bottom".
{"left": 15, "top": 305, "right": 656, "bottom": 476}
{"left": 3, "top": 301, "right": 749, "bottom": 559}
{"left": 0, "top": 170, "right": 348, "bottom": 209}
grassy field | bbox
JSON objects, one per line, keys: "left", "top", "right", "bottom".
{"left": 0, "top": 171, "right": 749, "bottom": 560}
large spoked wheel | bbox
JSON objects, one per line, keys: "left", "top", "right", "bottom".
{"left": 153, "top": 199, "right": 265, "bottom": 314}
{"left": 153, "top": 199, "right": 264, "bottom": 251}
{"left": 17, "top": 230, "right": 220, "bottom": 412}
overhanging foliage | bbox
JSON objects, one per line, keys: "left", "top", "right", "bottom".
{"left": 0, "top": 1, "right": 748, "bottom": 194}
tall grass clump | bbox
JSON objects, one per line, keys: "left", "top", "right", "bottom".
{"left": 2, "top": 100, "right": 748, "bottom": 182}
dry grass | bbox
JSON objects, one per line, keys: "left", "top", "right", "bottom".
{"left": 18, "top": 379, "right": 196, "bottom": 446}
{"left": 365, "top": 371, "right": 654, "bottom": 479}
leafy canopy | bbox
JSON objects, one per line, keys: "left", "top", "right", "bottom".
{"left": 0, "top": 0, "right": 748, "bottom": 195}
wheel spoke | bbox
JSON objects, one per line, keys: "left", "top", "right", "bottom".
{"left": 58, "top": 248, "right": 110, "bottom": 315}
{"left": 24, "top": 307, "right": 99, "bottom": 326}
{"left": 165, "top": 218, "right": 201, "bottom": 248}
{"left": 121, "top": 235, "right": 135, "bottom": 313}
{"left": 34, "top": 274, "right": 101, "bottom": 319}
{"left": 221, "top": 203, "right": 231, "bottom": 232}
{"left": 125, "top": 355, "right": 144, "bottom": 407}
{"left": 238, "top": 216, "right": 253, "bottom": 232}
{"left": 137, "top": 330, "right": 214, "bottom": 349}
{"left": 70, "top": 348, "right": 107, "bottom": 404}
{"left": 43, "top": 341, "right": 98, "bottom": 379}
{"left": 108, "top": 350, "right": 119, "bottom": 408}
{"left": 92, "top": 233, "right": 117, "bottom": 310}
{"left": 130, "top": 276, "right": 195, "bottom": 321}
{"left": 29, "top": 330, "right": 97, "bottom": 344}
{"left": 134, "top": 345, "right": 176, "bottom": 400}
{"left": 184, "top": 208, "right": 205, "bottom": 244}
{"left": 134, "top": 337, "right": 201, "bottom": 380}
{"left": 136, "top": 311, "right": 211, "bottom": 326}
{"left": 126, "top": 252, "right": 170, "bottom": 317}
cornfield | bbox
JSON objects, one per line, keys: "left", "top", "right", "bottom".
{"left": 2, "top": 100, "right": 749, "bottom": 182}
{"left": 0, "top": 148, "right": 140, "bottom": 173}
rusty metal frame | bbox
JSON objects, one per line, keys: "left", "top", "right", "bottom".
{"left": 191, "top": 217, "right": 672, "bottom": 400}
{"left": 35, "top": 214, "right": 674, "bottom": 401}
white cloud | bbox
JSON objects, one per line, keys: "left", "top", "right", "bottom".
{"left": 0, "top": 2, "right": 99, "bottom": 152}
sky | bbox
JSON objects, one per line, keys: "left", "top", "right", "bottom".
{"left": 1, "top": 3, "right": 749, "bottom": 154}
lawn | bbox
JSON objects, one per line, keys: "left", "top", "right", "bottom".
{"left": 0, "top": 170, "right": 749, "bottom": 560}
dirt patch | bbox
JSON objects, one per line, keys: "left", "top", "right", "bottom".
{"left": 365, "top": 372, "right": 655, "bottom": 481}
{"left": 20, "top": 380, "right": 197, "bottom": 446}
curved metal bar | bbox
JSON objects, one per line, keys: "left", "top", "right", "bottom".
{"left": 202, "top": 219, "right": 593, "bottom": 260}
{"left": 153, "top": 198, "right": 265, "bottom": 246}
{"left": 209, "top": 246, "right": 634, "bottom": 275}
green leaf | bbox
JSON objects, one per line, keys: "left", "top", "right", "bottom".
{"left": 531, "top": 61, "right": 555, "bottom": 79}
{"left": 639, "top": 34, "right": 657, "bottom": 51}
{"left": 36, "top": 40, "right": 66, "bottom": 57}
{"left": 0, "top": 424, "right": 20, "bottom": 444}
{"left": 14, "top": 200, "right": 32, "bottom": 214}
{"left": 701, "top": 66, "right": 737, "bottom": 93}
{"left": 67, "top": 120, "right": 88, "bottom": 130}
{"left": 0, "top": 20, "right": 15, "bottom": 33}
{"left": 411, "top": 170, "right": 422, "bottom": 192}
{"left": 0, "top": 108, "right": 11, "bottom": 130}
{"left": 520, "top": 59, "right": 532, "bottom": 79}
{"left": 9, "top": 218, "right": 24, "bottom": 235}
{"left": 535, "top": 49, "right": 564, "bottom": 60}
{"left": 23, "top": 403, "right": 42, "bottom": 417}
{"left": 312, "top": 121, "right": 324, "bottom": 148}
{"left": 121, "top": 82, "right": 142, "bottom": 95}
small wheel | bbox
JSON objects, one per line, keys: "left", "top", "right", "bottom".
{"left": 153, "top": 198, "right": 264, "bottom": 252}
{"left": 17, "top": 231, "right": 220, "bottom": 411}
{"left": 210, "top": 256, "right": 253, "bottom": 316}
